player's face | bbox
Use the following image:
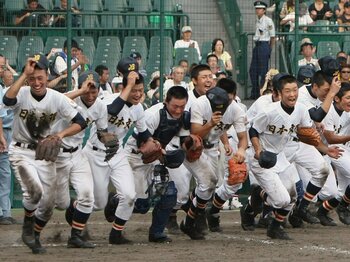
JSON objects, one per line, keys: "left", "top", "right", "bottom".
{"left": 313, "top": 82, "right": 330, "bottom": 102}
{"left": 279, "top": 82, "right": 298, "bottom": 108}
{"left": 27, "top": 69, "right": 48, "bottom": 96}
{"left": 193, "top": 69, "right": 214, "bottom": 96}
{"left": 127, "top": 83, "right": 144, "bottom": 105}
{"left": 165, "top": 98, "right": 187, "bottom": 119}
{"left": 81, "top": 86, "right": 99, "bottom": 107}
{"left": 338, "top": 91, "right": 350, "bottom": 112}
{"left": 0, "top": 57, "right": 5, "bottom": 77}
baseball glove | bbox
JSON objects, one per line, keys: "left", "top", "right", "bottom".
{"left": 227, "top": 156, "right": 247, "bottom": 185}
{"left": 183, "top": 134, "right": 203, "bottom": 162}
{"left": 35, "top": 135, "right": 62, "bottom": 162}
{"left": 296, "top": 126, "right": 320, "bottom": 146}
{"left": 97, "top": 131, "right": 119, "bottom": 162}
{"left": 139, "top": 139, "right": 163, "bottom": 164}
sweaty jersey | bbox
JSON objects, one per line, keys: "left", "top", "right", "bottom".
{"left": 6, "top": 87, "right": 78, "bottom": 144}
{"left": 252, "top": 101, "right": 312, "bottom": 154}
{"left": 247, "top": 94, "right": 274, "bottom": 123}
{"left": 298, "top": 85, "right": 321, "bottom": 109}
{"left": 191, "top": 96, "right": 246, "bottom": 147}
{"left": 88, "top": 93, "right": 147, "bottom": 150}
{"left": 52, "top": 96, "right": 108, "bottom": 148}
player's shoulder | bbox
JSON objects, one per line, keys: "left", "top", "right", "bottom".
{"left": 294, "top": 101, "right": 309, "bottom": 112}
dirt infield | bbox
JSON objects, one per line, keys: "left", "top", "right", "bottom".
{"left": 1, "top": 209, "right": 350, "bottom": 261}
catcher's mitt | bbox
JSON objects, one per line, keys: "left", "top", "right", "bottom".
{"left": 139, "top": 139, "right": 163, "bottom": 164}
{"left": 35, "top": 135, "right": 62, "bottom": 162}
{"left": 227, "top": 156, "right": 247, "bottom": 185}
{"left": 183, "top": 134, "right": 203, "bottom": 162}
{"left": 97, "top": 131, "right": 119, "bottom": 162}
{"left": 296, "top": 126, "right": 320, "bottom": 146}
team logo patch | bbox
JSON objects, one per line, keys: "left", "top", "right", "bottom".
{"left": 128, "top": 63, "right": 136, "bottom": 71}
{"left": 34, "top": 54, "right": 40, "bottom": 61}
{"left": 87, "top": 74, "right": 94, "bottom": 80}
{"left": 304, "top": 77, "right": 311, "bottom": 84}
{"left": 268, "top": 25, "right": 272, "bottom": 30}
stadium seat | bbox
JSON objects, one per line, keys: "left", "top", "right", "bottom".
{"left": 122, "top": 36, "right": 148, "bottom": 60}
{"left": 44, "top": 36, "right": 67, "bottom": 55}
{"left": 153, "top": 0, "right": 176, "bottom": 12}
{"left": 343, "top": 41, "right": 350, "bottom": 55}
{"left": 54, "top": 0, "right": 78, "bottom": 8}
{"left": 81, "top": 15, "right": 100, "bottom": 28}
{"left": 309, "top": 20, "right": 330, "bottom": 33}
{"left": 4, "top": 0, "right": 25, "bottom": 11}
{"left": 129, "top": 0, "right": 152, "bottom": 12}
{"left": 17, "top": 36, "right": 44, "bottom": 70}
{"left": 126, "top": 16, "right": 149, "bottom": 28}
{"left": 103, "top": 0, "right": 128, "bottom": 11}
{"left": 317, "top": 41, "right": 341, "bottom": 58}
{"left": 0, "top": 36, "right": 19, "bottom": 68}
{"left": 149, "top": 36, "right": 173, "bottom": 49}
{"left": 101, "top": 15, "right": 124, "bottom": 28}
{"left": 39, "top": 0, "right": 53, "bottom": 10}
{"left": 97, "top": 36, "right": 122, "bottom": 53}
{"left": 79, "top": 0, "right": 103, "bottom": 11}
{"left": 201, "top": 41, "right": 213, "bottom": 60}
{"left": 174, "top": 48, "right": 199, "bottom": 66}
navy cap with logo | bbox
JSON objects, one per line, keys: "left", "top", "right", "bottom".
{"left": 78, "top": 70, "right": 100, "bottom": 88}
{"left": 254, "top": 1, "right": 267, "bottom": 9}
{"left": 297, "top": 65, "right": 316, "bottom": 86}
{"left": 206, "top": 87, "right": 230, "bottom": 114}
{"left": 318, "top": 56, "right": 340, "bottom": 84}
{"left": 117, "top": 57, "right": 139, "bottom": 75}
{"left": 32, "top": 54, "right": 49, "bottom": 70}
{"left": 272, "top": 73, "right": 289, "bottom": 91}
{"left": 130, "top": 52, "right": 141, "bottom": 59}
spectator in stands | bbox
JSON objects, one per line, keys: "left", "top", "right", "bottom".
{"left": 0, "top": 55, "right": 15, "bottom": 225}
{"left": 216, "top": 71, "right": 228, "bottom": 80}
{"left": 280, "top": 3, "right": 314, "bottom": 31}
{"left": 162, "top": 66, "right": 188, "bottom": 98}
{"left": 334, "top": 0, "right": 349, "bottom": 19}
{"left": 308, "top": 0, "right": 333, "bottom": 21}
{"left": 298, "top": 38, "right": 320, "bottom": 70}
{"left": 111, "top": 75, "right": 123, "bottom": 93}
{"left": 178, "top": 59, "right": 190, "bottom": 80}
{"left": 76, "top": 47, "right": 90, "bottom": 71}
{"left": 95, "top": 65, "right": 113, "bottom": 97}
{"left": 130, "top": 52, "right": 147, "bottom": 77}
{"left": 338, "top": 2, "right": 350, "bottom": 32}
{"left": 52, "top": 39, "right": 88, "bottom": 89}
{"left": 52, "top": 0, "right": 80, "bottom": 27}
{"left": 336, "top": 51, "right": 349, "bottom": 65}
{"left": 15, "top": 0, "right": 50, "bottom": 27}
{"left": 279, "top": 0, "right": 296, "bottom": 20}
{"left": 2, "top": 70, "right": 14, "bottom": 88}
{"left": 340, "top": 63, "right": 350, "bottom": 83}
{"left": 206, "top": 54, "right": 221, "bottom": 75}
{"left": 209, "top": 38, "right": 233, "bottom": 72}
{"left": 249, "top": 1, "right": 275, "bottom": 99}
{"left": 174, "top": 26, "right": 201, "bottom": 61}
{"left": 147, "top": 71, "right": 160, "bottom": 100}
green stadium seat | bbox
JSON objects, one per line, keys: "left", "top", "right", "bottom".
{"left": 81, "top": 15, "right": 100, "bottom": 28}
{"left": 101, "top": 15, "right": 124, "bottom": 28}
{"left": 4, "top": 0, "right": 26, "bottom": 25}
{"left": 149, "top": 36, "right": 173, "bottom": 50}
{"left": 17, "top": 36, "right": 44, "bottom": 70}
{"left": 174, "top": 48, "right": 199, "bottom": 66}
{"left": 97, "top": 36, "right": 122, "bottom": 53}
{"left": 126, "top": 16, "right": 149, "bottom": 28}
{"left": 0, "top": 36, "right": 18, "bottom": 68}
{"left": 309, "top": 20, "right": 330, "bottom": 33}
{"left": 343, "top": 41, "right": 350, "bottom": 55}
{"left": 44, "top": 36, "right": 66, "bottom": 55}
{"left": 153, "top": 0, "right": 176, "bottom": 12}
{"left": 129, "top": 0, "right": 152, "bottom": 12}
{"left": 317, "top": 41, "right": 341, "bottom": 58}
{"left": 122, "top": 36, "right": 148, "bottom": 60}
{"left": 39, "top": 0, "right": 53, "bottom": 10}
{"left": 54, "top": 0, "right": 78, "bottom": 8}
{"left": 79, "top": 0, "right": 103, "bottom": 11}
{"left": 103, "top": 0, "right": 128, "bottom": 11}
{"left": 201, "top": 41, "right": 213, "bottom": 61}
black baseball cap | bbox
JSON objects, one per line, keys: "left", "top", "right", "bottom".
{"left": 130, "top": 52, "right": 141, "bottom": 59}
{"left": 206, "top": 87, "right": 229, "bottom": 114}
{"left": 117, "top": 57, "right": 139, "bottom": 75}
{"left": 254, "top": 1, "right": 267, "bottom": 9}
{"left": 32, "top": 54, "right": 49, "bottom": 70}
{"left": 318, "top": 56, "right": 340, "bottom": 84}
{"left": 297, "top": 65, "right": 316, "bottom": 86}
{"left": 78, "top": 70, "right": 100, "bottom": 88}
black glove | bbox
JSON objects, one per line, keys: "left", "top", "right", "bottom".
{"left": 258, "top": 150, "right": 277, "bottom": 169}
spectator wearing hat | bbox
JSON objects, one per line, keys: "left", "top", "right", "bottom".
{"left": 298, "top": 38, "right": 320, "bottom": 70}
{"left": 130, "top": 52, "right": 147, "bottom": 78}
{"left": 111, "top": 75, "right": 123, "bottom": 93}
{"left": 249, "top": 1, "right": 275, "bottom": 99}
{"left": 174, "top": 26, "right": 201, "bottom": 61}
{"left": 308, "top": 0, "right": 333, "bottom": 21}
{"left": 338, "top": 2, "right": 350, "bottom": 32}
{"left": 280, "top": 3, "right": 314, "bottom": 31}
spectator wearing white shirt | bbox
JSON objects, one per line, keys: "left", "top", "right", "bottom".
{"left": 174, "top": 26, "right": 201, "bottom": 61}
{"left": 162, "top": 66, "right": 188, "bottom": 99}
{"left": 281, "top": 3, "right": 314, "bottom": 31}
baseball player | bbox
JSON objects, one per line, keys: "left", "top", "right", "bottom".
{"left": 124, "top": 85, "right": 191, "bottom": 243}
{"left": 52, "top": 70, "right": 106, "bottom": 248}
{"left": 83, "top": 59, "right": 150, "bottom": 245}
{"left": 243, "top": 74, "right": 313, "bottom": 239}
{"left": 3, "top": 54, "right": 86, "bottom": 253}
{"left": 316, "top": 83, "right": 350, "bottom": 225}
{"left": 204, "top": 79, "right": 248, "bottom": 232}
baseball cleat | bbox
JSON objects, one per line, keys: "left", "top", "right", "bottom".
{"left": 166, "top": 215, "right": 181, "bottom": 235}
{"left": 31, "top": 235, "right": 47, "bottom": 254}
{"left": 104, "top": 192, "right": 118, "bottom": 223}
{"left": 149, "top": 232, "right": 172, "bottom": 243}
{"left": 256, "top": 213, "right": 273, "bottom": 229}
{"left": 267, "top": 222, "right": 292, "bottom": 240}
{"left": 206, "top": 209, "right": 222, "bottom": 232}
{"left": 336, "top": 205, "right": 350, "bottom": 225}
{"left": 296, "top": 205, "right": 320, "bottom": 224}
{"left": 195, "top": 211, "right": 208, "bottom": 235}
{"left": 180, "top": 220, "right": 205, "bottom": 240}
{"left": 288, "top": 208, "right": 304, "bottom": 228}
{"left": 316, "top": 209, "right": 337, "bottom": 226}
{"left": 22, "top": 218, "right": 36, "bottom": 249}
{"left": 240, "top": 204, "right": 255, "bottom": 231}
{"left": 68, "top": 232, "right": 95, "bottom": 248}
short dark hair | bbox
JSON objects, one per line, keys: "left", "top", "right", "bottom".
{"left": 216, "top": 78, "right": 237, "bottom": 95}
{"left": 206, "top": 54, "right": 218, "bottom": 63}
{"left": 312, "top": 71, "right": 328, "bottom": 87}
{"left": 95, "top": 64, "right": 109, "bottom": 76}
{"left": 165, "top": 85, "right": 189, "bottom": 103}
{"left": 64, "top": 39, "right": 79, "bottom": 49}
{"left": 211, "top": 38, "right": 224, "bottom": 52}
{"left": 336, "top": 82, "right": 350, "bottom": 99}
{"left": 277, "top": 75, "right": 297, "bottom": 91}
{"left": 178, "top": 59, "right": 189, "bottom": 66}
{"left": 27, "top": 0, "right": 38, "bottom": 4}
{"left": 190, "top": 64, "right": 211, "bottom": 80}
{"left": 122, "top": 72, "right": 144, "bottom": 87}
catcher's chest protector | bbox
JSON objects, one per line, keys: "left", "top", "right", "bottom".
{"left": 153, "top": 107, "right": 183, "bottom": 147}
